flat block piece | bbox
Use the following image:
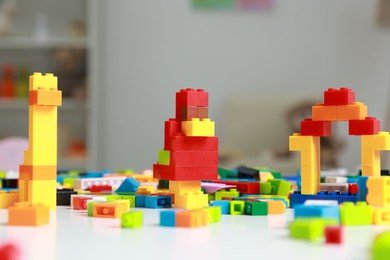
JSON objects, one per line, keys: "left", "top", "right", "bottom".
{"left": 198, "top": 106, "right": 208, "bottom": 119}
{"left": 153, "top": 164, "right": 218, "bottom": 181}
{"left": 176, "top": 88, "right": 208, "bottom": 107}
{"left": 324, "top": 88, "right": 355, "bottom": 106}
{"left": 215, "top": 189, "right": 240, "bottom": 200}
{"left": 211, "top": 200, "right": 230, "bottom": 214}
{"left": 8, "top": 202, "right": 49, "bottom": 226}
{"left": 367, "top": 177, "right": 390, "bottom": 207}
{"left": 236, "top": 166, "right": 259, "bottom": 179}
{"left": 92, "top": 202, "right": 129, "bottom": 218}
{"left": 176, "top": 209, "right": 210, "bottom": 228}
{"left": 27, "top": 180, "right": 57, "bottom": 210}
{"left": 349, "top": 117, "right": 380, "bottom": 135}
{"left": 213, "top": 180, "right": 260, "bottom": 194}
{"left": 29, "top": 89, "right": 62, "bottom": 106}
{"left": 181, "top": 118, "right": 215, "bottom": 137}
{"left": 57, "top": 189, "right": 77, "bottom": 206}
{"left": 289, "top": 218, "right": 338, "bottom": 241}
{"left": 145, "top": 195, "right": 172, "bottom": 208}
{"left": 267, "top": 200, "right": 286, "bottom": 214}
{"left": 106, "top": 195, "right": 136, "bottom": 208}
{"left": 325, "top": 226, "right": 343, "bottom": 244}
{"left": 121, "top": 211, "right": 143, "bottom": 228}
{"left": 170, "top": 150, "right": 218, "bottom": 167}
{"left": 160, "top": 210, "right": 176, "bottom": 227}
{"left": 203, "top": 206, "right": 221, "bottom": 223}
{"left": 312, "top": 104, "right": 337, "bottom": 121}
{"left": 336, "top": 102, "right": 368, "bottom": 121}
{"left": 362, "top": 132, "right": 390, "bottom": 151}
{"left": 181, "top": 106, "right": 198, "bottom": 121}
{"left": 174, "top": 193, "right": 208, "bottom": 209}
{"left": 116, "top": 178, "right": 140, "bottom": 194}
{"left": 29, "top": 72, "right": 57, "bottom": 90}
{"left": 373, "top": 231, "right": 390, "bottom": 260}
{"left": 0, "top": 190, "right": 19, "bottom": 208}
{"left": 229, "top": 200, "right": 245, "bottom": 215}
{"left": 373, "top": 207, "right": 390, "bottom": 225}
{"left": 300, "top": 119, "right": 332, "bottom": 136}
{"left": 19, "top": 165, "right": 57, "bottom": 181}
{"left": 294, "top": 205, "right": 339, "bottom": 222}
{"left": 158, "top": 150, "right": 170, "bottom": 165}
{"left": 340, "top": 202, "right": 372, "bottom": 226}
{"left": 244, "top": 201, "right": 268, "bottom": 216}
{"left": 289, "top": 134, "right": 320, "bottom": 151}
{"left": 290, "top": 192, "right": 357, "bottom": 208}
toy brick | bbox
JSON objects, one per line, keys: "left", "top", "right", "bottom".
{"left": 289, "top": 134, "right": 320, "bottom": 151}
{"left": 211, "top": 200, "right": 230, "bottom": 214}
{"left": 300, "top": 119, "right": 332, "bottom": 136}
{"left": 73, "top": 196, "right": 92, "bottom": 210}
{"left": 203, "top": 206, "right": 221, "bottom": 223}
{"left": 19, "top": 165, "right": 56, "bottom": 181}
{"left": 362, "top": 132, "right": 390, "bottom": 151}
{"left": 145, "top": 195, "right": 172, "bottom": 208}
{"left": 0, "top": 190, "right": 19, "bottom": 209}
{"left": 367, "top": 177, "right": 390, "bottom": 207}
{"left": 181, "top": 106, "right": 198, "bottom": 121}
{"left": 135, "top": 195, "right": 146, "bottom": 207}
{"left": 164, "top": 119, "right": 181, "bottom": 136}
{"left": 372, "top": 208, "right": 390, "bottom": 225}
{"left": 181, "top": 118, "right": 215, "bottom": 137}
{"left": 260, "top": 182, "right": 272, "bottom": 194}
{"left": 324, "top": 88, "right": 355, "bottom": 106}
{"left": 27, "top": 180, "right": 57, "bottom": 210}
{"left": 215, "top": 189, "right": 240, "bottom": 200}
{"left": 106, "top": 195, "right": 136, "bottom": 208}
{"left": 29, "top": 89, "right": 62, "bottom": 106}
{"left": 267, "top": 200, "right": 286, "bottom": 214}
{"left": 1, "top": 179, "right": 17, "bottom": 188}
{"left": 349, "top": 117, "right": 380, "bottom": 135}
{"left": 160, "top": 210, "right": 176, "bottom": 227}
{"left": 244, "top": 201, "right": 268, "bottom": 216}
{"left": 294, "top": 204, "right": 339, "bottom": 222}
{"left": 348, "top": 183, "right": 359, "bottom": 195}
{"left": 169, "top": 181, "right": 202, "bottom": 195}
{"left": 176, "top": 88, "right": 208, "bottom": 107}
{"left": 153, "top": 164, "right": 218, "bottom": 181}
{"left": 300, "top": 165, "right": 320, "bottom": 195}
{"left": 154, "top": 192, "right": 175, "bottom": 204}
{"left": 174, "top": 193, "right": 208, "bottom": 209}
{"left": 289, "top": 218, "right": 338, "bottom": 241}
{"left": 74, "top": 177, "right": 126, "bottom": 190}
{"left": 176, "top": 209, "right": 210, "bottom": 228}
{"left": 320, "top": 183, "right": 348, "bottom": 193}
{"left": 213, "top": 180, "right": 260, "bottom": 194}
{"left": 259, "top": 171, "right": 274, "bottom": 182}
{"left": 170, "top": 150, "right": 218, "bottom": 166}
{"left": 56, "top": 189, "right": 77, "bottom": 206}
{"left": 267, "top": 179, "right": 291, "bottom": 197}
{"left": 218, "top": 167, "right": 236, "bottom": 179}
{"left": 324, "top": 226, "right": 343, "bottom": 244}
{"left": 372, "top": 231, "right": 390, "bottom": 260}
{"left": 229, "top": 200, "right": 245, "bottom": 215}
{"left": 8, "top": 202, "right": 49, "bottom": 226}
{"left": 158, "top": 150, "right": 170, "bottom": 166}
{"left": 29, "top": 72, "right": 58, "bottom": 90}
{"left": 116, "top": 177, "right": 140, "bottom": 194}
{"left": 158, "top": 179, "right": 169, "bottom": 189}
{"left": 0, "top": 242, "right": 20, "bottom": 260}
{"left": 92, "top": 202, "right": 128, "bottom": 218}
{"left": 312, "top": 104, "right": 337, "bottom": 121}
{"left": 121, "top": 211, "right": 143, "bottom": 228}
{"left": 336, "top": 102, "right": 368, "bottom": 121}
{"left": 89, "top": 184, "right": 112, "bottom": 193}
{"left": 169, "top": 135, "right": 218, "bottom": 151}
{"left": 289, "top": 192, "right": 357, "bottom": 208}
{"left": 236, "top": 166, "right": 259, "bottom": 179}
{"left": 340, "top": 202, "right": 373, "bottom": 226}
{"left": 198, "top": 106, "right": 208, "bottom": 119}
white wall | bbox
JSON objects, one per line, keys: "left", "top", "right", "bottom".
{"left": 96, "top": 0, "right": 390, "bottom": 172}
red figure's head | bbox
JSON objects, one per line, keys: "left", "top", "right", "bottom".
{"left": 175, "top": 88, "right": 209, "bottom": 121}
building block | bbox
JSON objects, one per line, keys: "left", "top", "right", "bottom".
{"left": 244, "top": 201, "right": 268, "bottom": 216}
{"left": 259, "top": 171, "right": 274, "bottom": 182}
{"left": 267, "top": 200, "right": 286, "bottom": 214}
{"left": 362, "top": 132, "right": 390, "bottom": 151}
{"left": 294, "top": 205, "right": 339, "bottom": 222}
{"left": 361, "top": 150, "right": 381, "bottom": 177}
{"left": 56, "top": 189, "right": 77, "bottom": 206}
{"left": 213, "top": 180, "right": 259, "bottom": 194}
{"left": 8, "top": 202, "right": 49, "bottom": 226}
{"left": 168, "top": 135, "right": 218, "bottom": 151}
{"left": 372, "top": 208, "right": 390, "bottom": 225}
{"left": 174, "top": 193, "right": 208, "bottom": 209}
{"left": 312, "top": 104, "right": 337, "bottom": 121}
{"left": 170, "top": 150, "right": 218, "bottom": 166}
{"left": 181, "top": 118, "right": 215, "bottom": 137}
{"left": 348, "top": 183, "right": 359, "bottom": 195}
{"left": 92, "top": 202, "right": 129, "bottom": 218}
{"left": 0, "top": 190, "right": 19, "bottom": 208}
{"left": 160, "top": 210, "right": 176, "bottom": 227}
{"left": 89, "top": 184, "right": 112, "bottom": 193}
{"left": 367, "top": 177, "right": 390, "bottom": 207}
{"left": 260, "top": 182, "right": 272, "bottom": 194}
{"left": 320, "top": 183, "right": 348, "bottom": 193}
{"left": 198, "top": 106, "right": 208, "bottom": 119}
{"left": 349, "top": 117, "right": 380, "bottom": 135}
{"left": 145, "top": 195, "right": 172, "bottom": 208}
{"left": 203, "top": 206, "right": 221, "bottom": 223}
{"left": 121, "top": 211, "right": 143, "bottom": 228}
{"left": 169, "top": 181, "right": 201, "bottom": 195}
{"left": 27, "top": 180, "right": 57, "bottom": 210}
{"left": 158, "top": 150, "right": 170, "bottom": 165}
{"left": 324, "top": 226, "right": 343, "bottom": 244}
{"left": 106, "top": 195, "right": 136, "bottom": 208}
{"left": 29, "top": 72, "right": 57, "bottom": 90}
{"left": 215, "top": 189, "right": 240, "bottom": 200}
{"left": 74, "top": 177, "right": 126, "bottom": 190}
{"left": 340, "top": 202, "right": 372, "bottom": 226}
{"left": 29, "top": 89, "right": 62, "bottom": 106}
{"left": 1, "top": 179, "right": 17, "bottom": 188}
{"left": 290, "top": 191, "right": 357, "bottom": 208}
{"left": 211, "top": 200, "right": 230, "bottom": 214}
{"left": 181, "top": 106, "right": 198, "bottom": 121}
{"left": 300, "top": 119, "right": 332, "bottom": 136}
{"left": 324, "top": 87, "right": 355, "bottom": 106}
{"left": 87, "top": 201, "right": 102, "bottom": 217}
{"left": 135, "top": 195, "right": 146, "bottom": 207}
{"left": 153, "top": 164, "right": 218, "bottom": 181}
{"left": 236, "top": 166, "right": 259, "bottom": 179}
{"left": 356, "top": 176, "right": 368, "bottom": 202}
{"left": 73, "top": 196, "right": 92, "bottom": 210}
{"left": 267, "top": 179, "right": 291, "bottom": 196}
{"left": 116, "top": 178, "right": 140, "bottom": 194}
{"left": 175, "top": 88, "right": 208, "bottom": 119}
{"left": 372, "top": 231, "right": 390, "bottom": 260}
{"left": 164, "top": 119, "right": 182, "bottom": 136}
{"left": 336, "top": 102, "right": 367, "bottom": 121}
{"left": 289, "top": 218, "right": 338, "bottom": 242}
{"left": 176, "top": 209, "right": 210, "bottom": 228}
{"left": 0, "top": 242, "right": 20, "bottom": 260}
{"left": 229, "top": 200, "right": 245, "bottom": 215}
{"left": 289, "top": 134, "right": 320, "bottom": 151}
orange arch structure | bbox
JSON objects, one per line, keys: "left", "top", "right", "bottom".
{"left": 289, "top": 88, "right": 390, "bottom": 196}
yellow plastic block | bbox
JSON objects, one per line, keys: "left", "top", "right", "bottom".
{"left": 169, "top": 181, "right": 202, "bottom": 195}
{"left": 18, "top": 179, "right": 28, "bottom": 202}
{"left": 174, "top": 193, "right": 208, "bottom": 209}
{"left": 362, "top": 132, "right": 390, "bottom": 151}
{"left": 259, "top": 171, "right": 274, "bottom": 182}
{"left": 0, "top": 190, "right": 19, "bottom": 208}
{"left": 28, "top": 180, "right": 57, "bottom": 210}
{"left": 289, "top": 134, "right": 320, "bottom": 151}
{"left": 181, "top": 118, "right": 215, "bottom": 137}
{"left": 336, "top": 102, "right": 367, "bottom": 121}
{"left": 30, "top": 89, "right": 62, "bottom": 106}
{"left": 301, "top": 149, "right": 320, "bottom": 166}
{"left": 361, "top": 150, "right": 381, "bottom": 177}
{"left": 373, "top": 208, "right": 390, "bottom": 225}
{"left": 267, "top": 200, "right": 287, "bottom": 214}
{"left": 29, "top": 72, "right": 58, "bottom": 91}
{"left": 367, "top": 177, "right": 390, "bottom": 208}
{"left": 8, "top": 202, "right": 49, "bottom": 226}
{"left": 312, "top": 104, "right": 337, "bottom": 121}
{"left": 301, "top": 165, "right": 320, "bottom": 195}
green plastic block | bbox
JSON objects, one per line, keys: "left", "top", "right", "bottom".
{"left": 270, "top": 171, "right": 282, "bottom": 179}
{"left": 373, "top": 231, "right": 390, "bottom": 260}
{"left": 290, "top": 218, "right": 338, "bottom": 242}
{"left": 68, "top": 170, "right": 81, "bottom": 176}
{"left": 106, "top": 195, "right": 136, "bottom": 208}
{"left": 158, "top": 179, "right": 169, "bottom": 189}
{"left": 0, "top": 171, "right": 6, "bottom": 178}
{"left": 267, "top": 179, "right": 291, "bottom": 197}
{"left": 87, "top": 201, "right": 99, "bottom": 217}
{"left": 208, "top": 193, "right": 215, "bottom": 202}
{"left": 158, "top": 150, "right": 170, "bottom": 165}
{"left": 218, "top": 167, "right": 236, "bottom": 179}
{"left": 244, "top": 201, "right": 268, "bottom": 216}
{"left": 63, "top": 178, "right": 76, "bottom": 187}
{"left": 260, "top": 182, "right": 272, "bottom": 195}
{"left": 229, "top": 201, "right": 245, "bottom": 215}
{"left": 203, "top": 206, "right": 221, "bottom": 223}
{"left": 121, "top": 211, "right": 143, "bottom": 228}
{"left": 340, "top": 202, "right": 373, "bottom": 226}
{"left": 215, "top": 189, "right": 240, "bottom": 200}
{"left": 117, "top": 169, "right": 134, "bottom": 174}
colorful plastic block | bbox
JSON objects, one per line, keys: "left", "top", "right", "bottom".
{"left": 116, "top": 178, "right": 140, "bottom": 194}
{"left": 244, "top": 201, "right": 268, "bottom": 216}
{"left": 236, "top": 166, "right": 259, "bottom": 179}
{"left": 211, "top": 200, "right": 230, "bottom": 214}
{"left": 349, "top": 117, "right": 380, "bottom": 135}
{"left": 215, "top": 189, "right": 240, "bottom": 200}
{"left": 153, "top": 164, "right": 218, "bottom": 181}
{"left": 260, "top": 182, "right": 272, "bottom": 194}
{"left": 294, "top": 205, "right": 339, "bottom": 222}
{"left": 312, "top": 104, "right": 337, "bottom": 121}
{"left": 372, "top": 207, "right": 390, "bottom": 225}
{"left": 29, "top": 89, "right": 62, "bottom": 106}
{"left": 160, "top": 210, "right": 176, "bottom": 227}
{"left": 267, "top": 179, "right": 291, "bottom": 197}
{"left": 19, "top": 165, "right": 56, "bottom": 181}
{"left": 175, "top": 88, "right": 208, "bottom": 120}
{"left": 73, "top": 196, "right": 92, "bottom": 210}
{"left": 336, "top": 102, "right": 368, "bottom": 121}
{"left": 213, "top": 180, "right": 260, "bottom": 194}
{"left": 362, "top": 132, "right": 390, "bottom": 151}
{"left": 170, "top": 150, "right": 218, "bottom": 166}
{"left": 367, "top": 177, "right": 390, "bottom": 207}
{"left": 290, "top": 191, "right": 357, "bottom": 208}
{"left": 229, "top": 200, "right": 245, "bottom": 215}
{"left": 181, "top": 106, "right": 198, "bottom": 121}
{"left": 324, "top": 226, "right": 343, "bottom": 244}
{"left": 158, "top": 150, "right": 170, "bottom": 165}
{"left": 300, "top": 119, "right": 332, "bottom": 136}
{"left": 324, "top": 88, "right": 355, "bottom": 106}
{"left": 8, "top": 202, "right": 49, "bottom": 226}
{"left": 289, "top": 218, "right": 338, "bottom": 242}
{"left": 174, "top": 193, "right": 208, "bottom": 209}
{"left": 372, "top": 231, "right": 390, "bottom": 260}
{"left": 0, "top": 190, "right": 19, "bottom": 209}
{"left": 198, "top": 106, "right": 208, "bottom": 119}
{"left": 267, "top": 200, "right": 286, "bottom": 214}
{"left": 56, "top": 189, "right": 77, "bottom": 206}
{"left": 121, "top": 211, "right": 143, "bottom": 228}
{"left": 145, "top": 195, "right": 172, "bottom": 208}
{"left": 106, "top": 195, "right": 136, "bottom": 208}
{"left": 340, "top": 202, "right": 372, "bottom": 226}
{"left": 0, "top": 242, "right": 20, "bottom": 260}
{"left": 92, "top": 202, "right": 128, "bottom": 219}
{"left": 181, "top": 118, "right": 215, "bottom": 137}
{"left": 203, "top": 206, "right": 221, "bottom": 223}
{"left": 176, "top": 209, "right": 210, "bottom": 228}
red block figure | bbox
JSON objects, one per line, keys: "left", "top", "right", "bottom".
{"left": 324, "top": 88, "right": 355, "bottom": 106}
{"left": 349, "top": 117, "right": 380, "bottom": 136}
{"left": 300, "top": 118, "right": 332, "bottom": 136}
{"left": 324, "top": 226, "right": 343, "bottom": 244}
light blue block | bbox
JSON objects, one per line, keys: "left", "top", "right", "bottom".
{"left": 357, "top": 176, "right": 368, "bottom": 202}
{"left": 294, "top": 204, "right": 340, "bottom": 223}
{"left": 212, "top": 200, "right": 230, "bottom": 214}
{"left": 160, "top": 210, "right": 176, "bottom": 227}
{"left": 145, "top": 195, "right": 172, "bottom": 208}
{"left": 135, "top": 195, "right": 146, "bottom": 208}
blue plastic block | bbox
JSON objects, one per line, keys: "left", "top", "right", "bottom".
{"left": 135, "top": 195, "right": 146, "bottom": 208}
{"left": 290, "top": 191, "right": 357, "bottom": 208}
{"left": 116, "top": 178, "right": 140, "bottom": 194}
{"left": 212, "top": 200, "right": 230, "bottom": 214}
{"left": 145, "top": 195, "right": 172, "bottom": 209}
{"left": 357, "top": 176, "right": 368, "bottom": 202}
{"left": 294, "top": 205, "right": 340, "bottom": 222}
{"left": 160, "top": 210, "right": 176, "bottom": 227}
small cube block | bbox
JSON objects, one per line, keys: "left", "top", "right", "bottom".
{"left": 325, "top": 226, "right": 343, "bottom": 244}
{"left": 229, "top": 200, "right": 245, "bottom": 215}
{"left": 160, "top": 210, "right": 176, "bottom": 227}
{"left": 121, "top": 211, "right": 143, "bottom": 228}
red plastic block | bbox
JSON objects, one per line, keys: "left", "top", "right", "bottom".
{"left": 170, "top": 136, "right": 218, "bottom": 151}
{"left": 176, "top": 89, "right": 208, "bottom": 119}
{"left": 153, "top": 164, "right": 218, "bottom": 181}
{"left": 300, "top": 118, "right": 332, "bottom": 136}
{"left": 324, "top": 88, "right": 355, "bottom": 106}
{"left": 198, "top": 106, "right": 208, "bottom": 119}
{"left": 164, "top": 119, "right": 182, "bottom": 136}
{"left": 324, "top": 226, "right": 343, "bottom": 244}
{"left": 171, "top": 150, "right": 218, "bottom": 166}
{"left": 0, "top": 243, "right": 20, "bottom": 260}
{"left": 348, "top": 183, "right": 359, "bottom": 195}
{"left": 73, "top": 197, "right": 92, "bottom": 210}
{"left": 213, "top": 180, "right": 260, "bottom": 194}
{"left": 181, "top": 106, "right": 198, "bottom": 121}
{"left": 349, "top": 117, "right": 380, "bottom": 136}
{"left": 89, "top": 185, "right": 112, "bottom": 193}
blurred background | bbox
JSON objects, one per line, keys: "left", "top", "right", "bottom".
{"left": 0, "top": 0, "right": 390, "bottom": 175}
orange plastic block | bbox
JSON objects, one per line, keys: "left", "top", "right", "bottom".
{"left": 176, "top": 209, "right": 210, "bottom": 227}
{"left": 29, "top": 89, "right": 62, "bottom": 106}
{"left": 373, "top": 208, "right": 390, "bottom": 225}
{"left": 92, "top": 202, "right": 128, "bottom": 218}
{"left": 267, "top": 200, "right": 286, "bottom": 214}
{"left": 0, "top": 190, "right": 19, "bottom": 209}
{"left": 312, "top": 104, "right": 337, "bottom": 121}
{"left": 19, "top": 165, "right": 57, "bottom": 181}
{"left": 336, "top": 102, "right": 367, "bottom": 121}
{"left": 8, "top": 202, "right": 49, "bottom": 226}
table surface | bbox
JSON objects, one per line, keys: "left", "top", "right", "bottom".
{"left": 0, "top": 207, "right": 388, "bottom": 260}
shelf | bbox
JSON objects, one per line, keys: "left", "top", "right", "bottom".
{"left": 0, "top": 98, "right": 86, "bottom": 111}
{"left": 0, "top": 37, "right": 88, "bottom": 49}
